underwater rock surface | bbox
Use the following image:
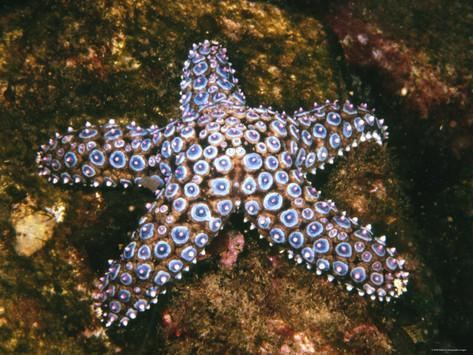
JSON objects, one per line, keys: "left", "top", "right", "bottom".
{"left": 0, "top": 0, "right": 469, "bottom": 353}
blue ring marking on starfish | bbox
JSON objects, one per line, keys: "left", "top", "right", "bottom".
{"left": 173, "top": 197, "right": 188, "bottom": 213}
{"left": 244, "top": 200, "right": 260, "bottom": 215}
{"left": 242, "top": 176, "right": 257, "bottom": 195}
{"left": 175, "top": 166, "right": 188, "bottom": 181}
{"left": 269, "top": 228, "right": 286, "bottom": 244}
{"left": 301, "top": 130, "right": 313, "bottom": 147}
{"left": 108, "top": 263, "right": 120, "bottom": 280}
{"left": 364, "top": 113, "right": 376, "bottom": 126}
{"left": 114, "top": 139, "right": 125, "bottom": 149}
{"left": 119, "top": 272, "right": 133, "bottom": 286}
{"left": 208, "top": 132, "right": 224, "bottom": 145}
{"left": 193, "top": 160, "right": 210, "bottom": 175}
{"left": 180, "top": 246, "right": 197, "bottom": 262}
{"left": 213, "top": 92, "right": 227, "bottom": 102}
{"left": 171, "top": 137, "right": 184, "bottom": 153}
{"left": 139, "top": 223, "right": 154, "bottom": 240}
{"left": 165, "top": 183, "right": 180, "bottom": 199}
{"left": 226, "top": 128, "right": 243, "bottom": 139}
{"left": 129, "top": 155, "right": 146, "bottom": 172}
{"left": 180, "top": 126, "right": 196, "bottom": 139}
{"left": 216, "top": 199, "right": 233, "bottom": 216}
{"left": 213, "top": 155, "right": 233, "bottom": 173}
{"left": 79, "top": 128, "right": 97, "bottom": 139}
{"left": 305, "top": 152, "right": 316, "bottom": 168}
{"left": 354, "top": 117, "right": 365, "bottom": 132}
{"left": 184, "top": 182, "right": 200, "bottom": 199}
{"left": 154, "top": 241, "right": 171, "bottom": 259}
{"left": 316, "top": 146, "right": 328, "bottom": 162}
{"left": 190, "top": 203, "right": 212, "bottom": 222}
{"left": 315, "top": 201, "right": 330, "bottom": 214}
{"left": 243, "top": 153, "right": 263, "bottom": 172}
{"left": 203, "top": 146, "right": 218, "bottom": 160}
{"left": 329, "top": 133, "right": 341, "bottom": 149}
{"left": 372, "top": 261, "right": 383, "bottom": 272}
{"left": 209, "top": 217, "right": 222, "bottom": 232}
{"left": 350, "top": 266, "right": 367, "bottom": 283}
{"left": 265, "top": 156, "right": 279, "bottom": 171}
{"left": 288, "top": 231, "right": 304, "bottom": 249}
{"left": 316, "top": 258, "right": 330, "bottom": 271}
{"left": 193, "top": 92, "right": 209, "bottom": 106}
{"left": 64, "top": 152, "right": 78, "bottom": 168}
{"left": 361, "top": 251, "right": 372, "bottom": 263}
{"left": 210, "top": 178, "right": 230, "bottom": 196}
{"left": 136, "top": 263, "right": 152, "bottom": 280}
{"left": 333, "top": 216, "right": 351, "bottom": 229}
{"left": 104, "top": 128, "right": 122, "bottom": 140}
{"left": 313, "top": 238, "right": 330, "bottom": 253}
{"left": 312, "top": 123, "right": 327, "bottom": 138}
{"left": 193, "top": 76, "right": 208, "bottom": 90}
{"left": 137, "top": 245, "right": 152, "bottom": 260}
{"left": 333, "top": 261, "right": 349, "bottom": 276}
{"left": 160, "top": 162, "right": 172, "bottom": 176}
{"left": 280, "top": 209, "right": 299, "bottom": 228}
{"left": 171, "top": 226, "right": 191, "bottom": 245}
{"left": 263, "top": 192, "right": 283, "bottom": 212}
{"left": 168, "top": 259, "right": 184, "bottom": 274}
{"left": 327, "top": 112, "right": 342, "bottom": 126}
{"left": 123, "top": 242, "right": 136, "bottom": 259}
{"left": 244, "top": 130, "right": 260, "bottom": 144}
{"left": 192, "top": 61, "right": 208, "bottom": 76}
{"left": 216, "top": 64, "right": 229, "bottom": 79}
{"left": 135, "top": 299, "right": 149, "bottom": 313}
{"left": 131, "top": 139, "right": 141, "bottom": 150}
{"left": 386, "top": 257, "right": 399, "bottom": 271}
{"left": 370, "top": 272, "right": 384, "bottom": 286}
{"left": 372, "top": 243, "right": 386, "bottom": 257}
{"left": 186, "top": 144, "right": 203, "bottom": 161}
{"left": 217, "top": 78, "right": 233, "bottom": 91}
{"left": 275, "top": 170, "right": 289, "bottom": 185}
{"left": 269, "top": 121, "right": 288, "bottom": 137}
{"left": 141, "top": 138, "right": 152, "bottom": 151}
{"left": 335, "top": 242, "right": 353, "bottom": 258}
{"left": 181, "top": 92, "right": 192, "bottom": 106}
{"left": 354, "top": 229, "right": 373, "bottom": 242}
{"left": 354, "top": 241, "right": 365, "bottom": 253}
{"left": 89, "top": 149, "right": 105, "bottom": 166}
{"left": 265, "top": 136, "right": 281, "bottom": 152}
{"left": 161, "top": 141, "right": 171, "bottom": 158}
{"left": 194, "top": 233, "right": 209, "bottom": 248}
{"left": 280, "top": 152, "right": 293, "bottom": 169}
{"left": 82, "top": 164, "right": 96, "bottom": 178}
{"left": 343, "top": 122, "right": 353, "bottom": 138}
{"left": 154, "top": 270, "right": 171, "bottom": 286}
{"left": 302, "top": 208, "right": 314, "bottom": 220}
{"left": 257, "top": 215, "right": 271, "bottom": 229}
{"left": 286, "top": 183, "right": 302, "bottom": 198}
{"left": 110, "top": 151, "right": 126, "bottom": 168}
{"left": 118, "top": 289, "right": 131, "bottom": 303}
{"left": 257, "top": 172, "right": 273, "bottom": 191}
{"left": 295, "top": 148, "right": 306, "bottom": 167}
{"left": 306, "top": 221, "right": 324, "bottom": 238}
{"left": 301, "top": 247, "right": 315, "bottom": 263}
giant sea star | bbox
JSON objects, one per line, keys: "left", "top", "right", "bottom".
{"left": 36, "top": 40, "right": 409, "bottom": 327}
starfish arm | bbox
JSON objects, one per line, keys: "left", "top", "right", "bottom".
{"left": 37, "top": 120, "right": 172, "bottom": 190}
{"left": 242, "top": 169, "right": 408, "bottom": 302}
{"left": 291, "top": 100, "right": 389, "bottom": 174}
{"left": 94, "top": 150, "right": 240, "bottom": 326}
{"left": 179, "top": 40, "right": 246, "bottom": 117}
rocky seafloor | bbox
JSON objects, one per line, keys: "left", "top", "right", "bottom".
{"left": 0, "top": 0, "right": 471, "bottom": 353}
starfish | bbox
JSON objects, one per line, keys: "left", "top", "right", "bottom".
{"left": 36, "top": 40, "right": 409, "bottom": 328}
